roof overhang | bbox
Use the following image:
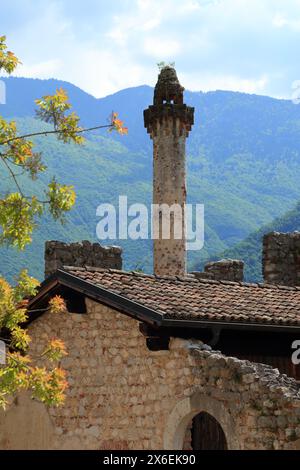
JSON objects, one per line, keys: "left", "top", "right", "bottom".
{"left": 27, "top": 269, "right": 300, "bottom": 334}
{"left": 28, "top": 270, "right": 164, "bottom": 326}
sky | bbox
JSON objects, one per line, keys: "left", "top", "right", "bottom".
{"left": 2, "top": 0, "right": 300, "bottom": 99}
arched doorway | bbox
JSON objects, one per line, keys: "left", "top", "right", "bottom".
{"left": 164, "top": 394, "right": 239, "bottom": 450}
{"left": 191, "top": 412, "right": 227, "bottom": 450}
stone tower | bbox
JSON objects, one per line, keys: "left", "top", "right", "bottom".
{"left": 144, "top": 66, "right": 194, "bottom": 276}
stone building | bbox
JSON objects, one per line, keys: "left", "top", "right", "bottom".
{"left": 0, "top": 67, "right": 300, "bottom": 450}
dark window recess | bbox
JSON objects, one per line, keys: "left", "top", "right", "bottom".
{"left": 146, "top": 336, "right": 169, "bottom": 351}
{"left": 59, "top": 287, "right": 87, "bottom": 314}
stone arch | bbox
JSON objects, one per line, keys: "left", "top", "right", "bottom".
{"left": 164, "top": 392, "right": 240, "bottom": 450}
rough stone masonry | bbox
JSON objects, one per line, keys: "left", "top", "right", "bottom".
{"left": 0, "top": 299, "right": 299, "bottom": 450}
{"left": 44, "top": 240, "right": 122, "bottom": 278}
{"left": 144, "top": 66, "right": 194, "bottom": 277}
{"left": 263, "top": 232, "right": 300, "bottom": 286}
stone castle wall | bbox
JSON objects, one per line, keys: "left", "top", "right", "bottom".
{"left": 204, "top": 259, "right": 244, "bottom": 282}
{"left": 44, "top": 241, "right": 122, "bottom": 278}
{"left": 263, "top": 232, "right": 300, "bottom": 286}
{"left": 0, "top": 299, "right": 300, "bottom": 450}
{"left": 192, "top": 259, "right": 244, "bottom": 282}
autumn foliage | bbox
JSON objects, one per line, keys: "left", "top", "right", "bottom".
{"left": 0, "top": 35, "right": 127, "bottom": 409}
{"left": 0, "top": 271, "right": 68, "bottom": 408}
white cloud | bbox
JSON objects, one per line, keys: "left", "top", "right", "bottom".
{"left": 137, "top": 0, "right": 152, "bottom": 9}
{"left": 3, "top": 0, "right": 300, "bottom": 99}
{"left": 141, "top": 18, "right": 161, "bottom": 31}
{"left": 182, "top": 72, "right": 269, "bottom": 95}
{"left": 16, "top": 59, "right": 61, "bottom": 78}
{"left": 272, "top": 12, "right": 300, "bottom": 30}
{"left": 63, "top": 48, "right": 149, "bottom": 97}
{"left": 273, "top": 13, "right": 288, "bottom": 28}
{"left": 143, "top": 37, "right": 182, "bottom": 59}
{"left": 177, "top": 1, "right": 202, "bottom": 13}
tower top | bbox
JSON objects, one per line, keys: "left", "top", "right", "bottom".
{"left": 144, "top": 66, "right": 194, "bottom": 136}
{"left": 154, "top": 66, "right": 184, "bottom": 105}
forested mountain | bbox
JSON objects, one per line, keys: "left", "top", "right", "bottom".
{"left": 195, "top": 201, "right": 300, "bottom": 282}
{"left": 1, "top": 77, "right": 300, "bottom": 281}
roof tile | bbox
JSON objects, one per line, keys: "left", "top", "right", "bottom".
{"left": 63, "top": 267, "right": 300, "bottom": 328}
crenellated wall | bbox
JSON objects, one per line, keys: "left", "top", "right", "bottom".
{"left": 204, "top": 259, "right": 244, "bottom": 282}
{"left": 191, "top": 259, "right": 244, "bottom": 282}
{"left": 263, "top": 232, "right": 300, "bottom": 286}
{"left": 44, "top": 241, "right": 122, "bottom": 278}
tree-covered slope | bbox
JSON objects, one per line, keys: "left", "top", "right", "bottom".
{"left": 1, "top": 77, "right": 300, "bottom": 281}
{"left": 196, "top": 201, "right": 300, "bottom": 283}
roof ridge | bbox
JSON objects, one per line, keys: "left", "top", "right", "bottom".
{"left": 193, "top": 276, "right": 300, "bottom": 291}
{"left": 61, "top": 266, "right": 300, "bottom": 290}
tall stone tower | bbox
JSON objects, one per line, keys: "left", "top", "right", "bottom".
{"left": 144, "top": 66, "right": 194, "bottom": 276}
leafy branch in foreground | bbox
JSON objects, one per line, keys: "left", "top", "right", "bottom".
{"left": 0, "top": 87, "right": 127, "bottom": 248}
{"left": 0, "top": 36, "right": 127, "bottom": 249}
{"left": 0, "top": 35, "right": 127, "bottom": 408}
{"left": 0, "top": 35, "right": 21, "bottom": 73}
{"left": 0, "top": 271, "right": 68, "bottom": 409}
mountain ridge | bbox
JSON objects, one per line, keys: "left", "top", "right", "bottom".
{"left": 1, "top": 77, "right": 300, "bottom": 281}
{"left": 202, "top": 201, "right": 300, "bottom": 282}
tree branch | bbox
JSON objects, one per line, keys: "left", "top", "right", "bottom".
{"left": 0, "top": 155, "right": 25, "bottom": 196}
{"left": 0, "top": 155, "right": 50, "bottom": 204}
{"left": 0, "top": 123, "right": 114, "bottom": 146}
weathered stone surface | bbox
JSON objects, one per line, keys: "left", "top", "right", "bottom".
{"left": 0, "top": 297, "right": 299, "bottom": 450}
{"left": 204, "top": 259, "right": 244, "bottom": 282}
{"left": 44, "top": 240, "right": 122, "bottom": 278}
{"left": 263, "top": 232, "right": 300, "bottom": 286}
{"left": 153, "top": 66, "right": 184, "bottom": 106}
{"left": 144, "top": 67, "right": 194, "bottom": 277}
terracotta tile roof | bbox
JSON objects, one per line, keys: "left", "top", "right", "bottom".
{"left": 62, "top": 266, "right": 300, "bottom": 328}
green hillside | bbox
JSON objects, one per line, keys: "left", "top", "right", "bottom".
{"left": 196, "top": 201, "right": 300, "bottom": 283}
{"left": 2, "top": 78, "right": 300, "bottom": 281}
